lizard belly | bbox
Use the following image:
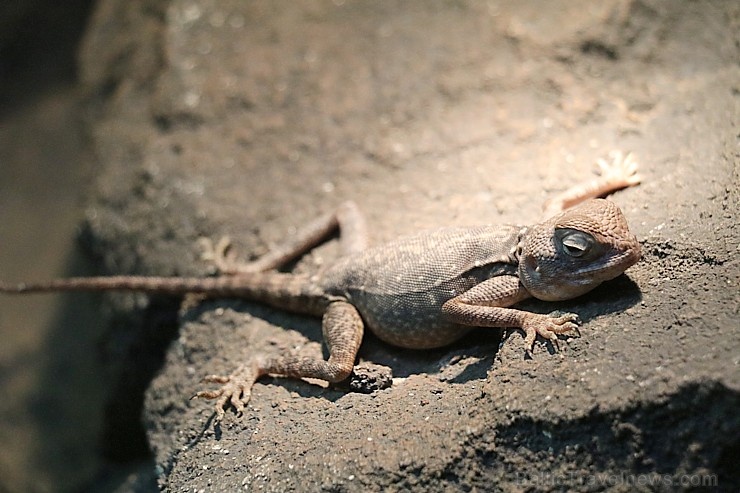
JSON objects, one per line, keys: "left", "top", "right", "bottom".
{"left": 347, "top": 289, "right": 473, "bottom": 349}
{"left": 318, "top": 224, "right": 521, "bottom": 349}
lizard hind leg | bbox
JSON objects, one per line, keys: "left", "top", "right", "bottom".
{"left": 193, "top": 300, "right": 364, "bottom": 420}
{"left": 200, "top": 201, "right": 368, "bottom": 275}
{"left": 542, "top": 151, "right": 641, "bottom": 217}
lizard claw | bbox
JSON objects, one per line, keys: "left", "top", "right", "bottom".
{"left": 521, "top": 312, "right": 581, "bottom": 356}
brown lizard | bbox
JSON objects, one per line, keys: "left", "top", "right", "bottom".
{"left": 0, "top": 153, "right": 641, "bottom": 420}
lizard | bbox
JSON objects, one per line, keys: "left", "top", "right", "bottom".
{"left": 0, "top": 152, "right": 641, "bottom": 420}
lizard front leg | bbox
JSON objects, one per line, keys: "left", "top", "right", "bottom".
{"left": 200, "top": 201, "right": 368, "bottom": 275}
{"left": 441, "top": 275, "right": 580, "bottom": 357}
{"left": 193, "top": 300, "right": 364, "bottom": 420}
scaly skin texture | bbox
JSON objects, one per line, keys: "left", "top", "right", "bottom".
{"left": 0, "top": 154, "right": 642, "bottom": 420}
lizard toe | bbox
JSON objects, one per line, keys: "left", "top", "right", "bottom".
{"left": 535, "top": 325, "right": 561, "bottom": 352}
{"left": 191, "top": 387, "right": 229, "bottom": 422}
{"left": 230, "top": 390, "right": 246, "bottom": 415}
{"left": 201, "top": 374, "right": 231, "bottom": 384}
{"left": 597, "top": 150, "right": 642, "bottom": 186}
{"left": 194, "top": 363, "right": 262, "bottom": 417}
{"left": 521, "top": 312, "right": 582, "bottom": 356}
{"left": 191, "top": 388, "right": 224, "bottom": 400}
{"left": 547, "top": 312, "right": 581, "bottom": 334}
{"left": 214, "top": 394, "right": 231, "bottom": 421}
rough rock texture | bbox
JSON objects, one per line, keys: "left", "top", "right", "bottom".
{"left": 76, "top": 0, "right": 738, "bottom": 491}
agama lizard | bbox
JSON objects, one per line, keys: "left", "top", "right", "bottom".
{"left": 0, "top": 152, "right": 641, "bottom": 419}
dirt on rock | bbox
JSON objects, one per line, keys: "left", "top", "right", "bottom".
{"left": 34, "top": 0, "right": 740, "bottom": 491}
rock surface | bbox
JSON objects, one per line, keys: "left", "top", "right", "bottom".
{"left": 76, "top": 0, "right": 738, "bottom": 490}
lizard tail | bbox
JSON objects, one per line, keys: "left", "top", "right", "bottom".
{"left": 0, "top": 273, "right": 327, "bottom": 316}
{"left": 0, "top": 276, "right": 231, "bottom": 295}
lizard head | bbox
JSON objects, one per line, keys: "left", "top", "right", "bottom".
{"left": 517, "top": 199, "right": 641, "bottom": 301}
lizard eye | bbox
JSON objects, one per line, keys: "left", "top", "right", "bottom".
{"left": 555, "top": 229, "right": 595, "bottom": 258}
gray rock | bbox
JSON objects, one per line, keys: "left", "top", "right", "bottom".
{"left": 76, "top": 0, "right": 739, "bottom": 490}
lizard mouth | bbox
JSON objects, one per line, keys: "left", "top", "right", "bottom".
{"left": 573, "top": 244, "right": 641, "bottom": 282}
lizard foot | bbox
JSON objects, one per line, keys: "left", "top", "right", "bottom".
{"left": 521, "top": 312, "right": 581, "bottom": 358}
{"left": 192, "top": 362, "right": 261, "bottom": 421}
{"left": 596, "top": 150, "right": 642, "bottom": 188}
{"left": 542, "top": 150, "right": 642, "bottom": 216}
{"left": 198, "top": 236, "right": 249, "bottom": 275}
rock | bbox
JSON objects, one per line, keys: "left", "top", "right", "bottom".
{"left": 77, "top": 0, "right": 739, "bottom": 490}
